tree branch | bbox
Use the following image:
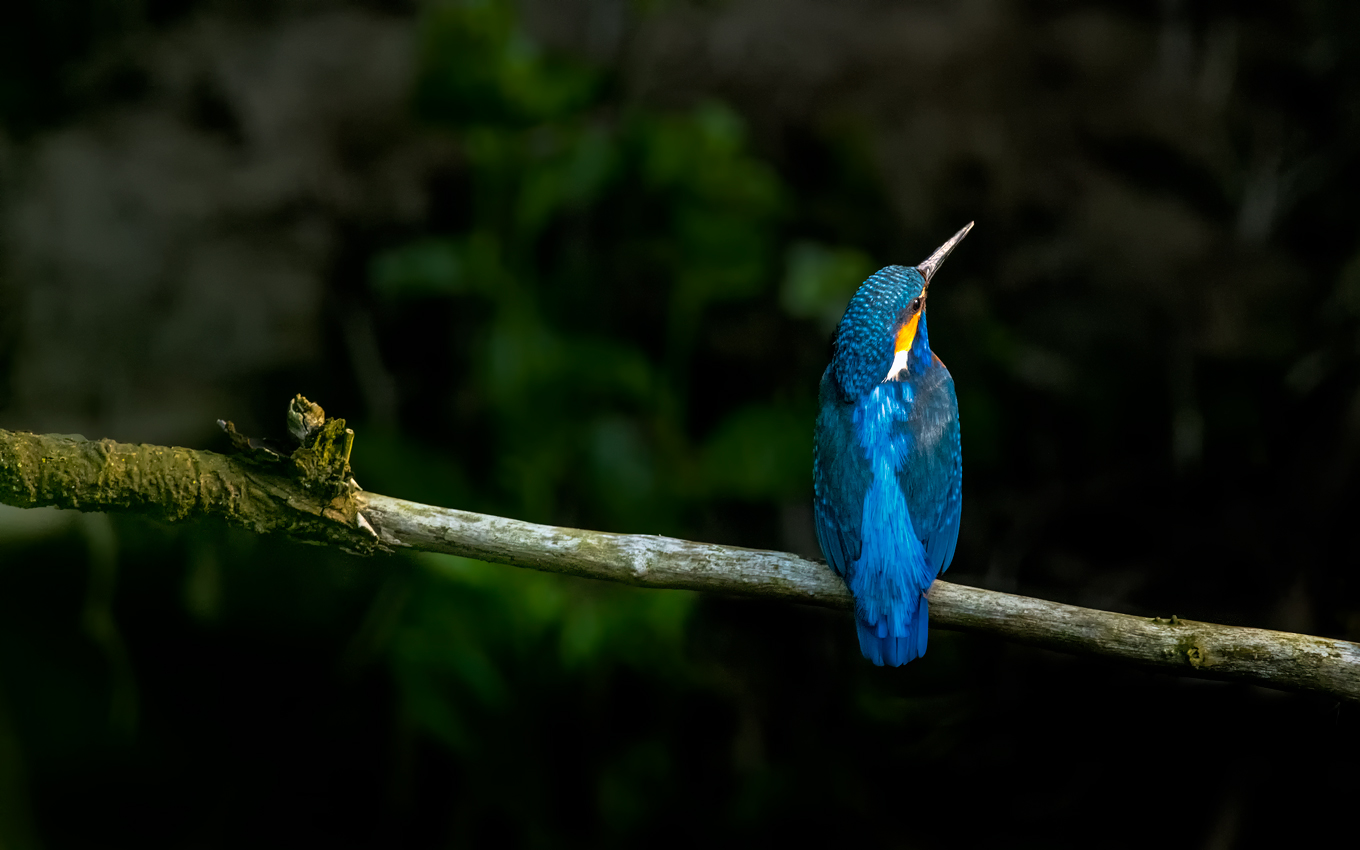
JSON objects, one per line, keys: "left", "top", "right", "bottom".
{"left": 3, "top": 424, "right": 1357, "bottom": 702}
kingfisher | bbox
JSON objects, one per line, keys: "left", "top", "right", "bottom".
{"left": 813, "top": 223, "right": 970, "bottom": 666}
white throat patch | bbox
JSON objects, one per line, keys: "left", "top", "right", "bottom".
{"left": 882, "top": 348, "right": 911, "bottom": 383}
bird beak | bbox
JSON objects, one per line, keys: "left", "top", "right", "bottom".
{"left": 882, "top": 222, "right": 972, "bottom": 383}
{"left": 917, "top": 222, "right": 974, "bottom": 289}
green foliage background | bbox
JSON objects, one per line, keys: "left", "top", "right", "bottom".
{"left": 2, "top": 0, "right": 1360, "bottom": 847}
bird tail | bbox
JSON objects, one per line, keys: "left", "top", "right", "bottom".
{"left": 855, "top": 594, "right": 929, "bottom": 667}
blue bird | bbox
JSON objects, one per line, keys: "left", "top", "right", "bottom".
{"left": 813, "top": 223, "right": 970, "bottom": 666}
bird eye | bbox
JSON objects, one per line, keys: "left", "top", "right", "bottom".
{"left": 910, "top": 297, "right": 922, "bottom": 313}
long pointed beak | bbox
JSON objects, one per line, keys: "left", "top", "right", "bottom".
{"left": 917, "top": 222, "right": 974, "bottom": 286}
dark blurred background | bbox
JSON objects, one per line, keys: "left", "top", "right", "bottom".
{"left": 2, "top": 0, "right": 1359, "bottom": 846}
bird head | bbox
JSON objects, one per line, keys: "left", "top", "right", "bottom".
{"left": 829, "top": 223, "right": 973, "bottom": 399}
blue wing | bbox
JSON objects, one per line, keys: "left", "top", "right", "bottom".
{"left": 813, "top": 366, "right": 870, "bottom": 582}
{"left": 927, "top": 421, "right": 962, "bottom": 575}
{"left": 901, "top": 357, "right": 962, "bottom": 576}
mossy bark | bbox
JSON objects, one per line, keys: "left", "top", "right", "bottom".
{"left": 0, "top": 429, "right": 377, "bottom": 554}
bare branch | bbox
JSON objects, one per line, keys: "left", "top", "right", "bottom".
{"left": 3, "top": 426, "right": 1358, "bottom": 701}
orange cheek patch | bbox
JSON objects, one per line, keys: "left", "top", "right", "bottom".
{"left": 895, "top": 313, "right": 920, "bottom": 353}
